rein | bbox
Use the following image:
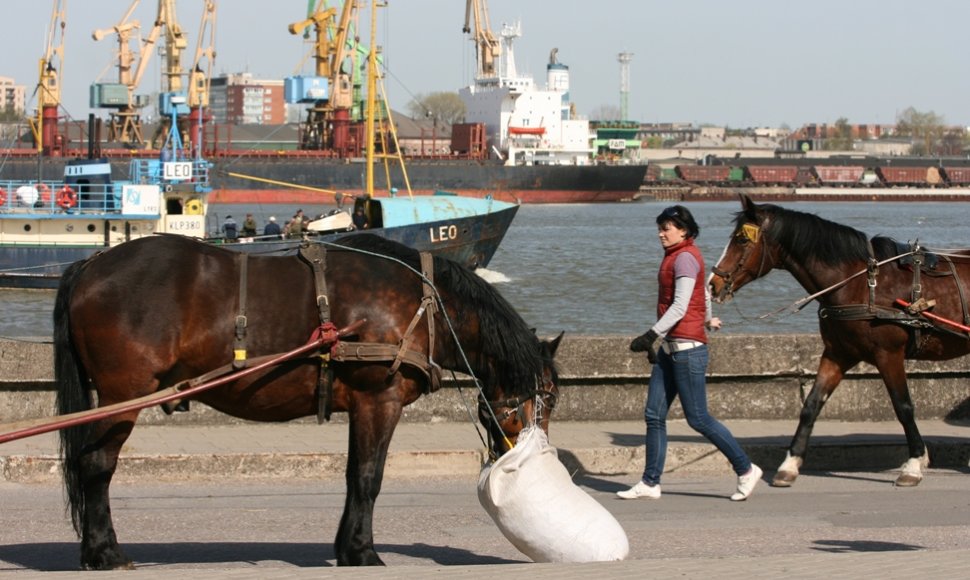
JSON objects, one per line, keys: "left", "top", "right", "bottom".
{"left": 758, "top": 250, "right": 916, "bottom": 320}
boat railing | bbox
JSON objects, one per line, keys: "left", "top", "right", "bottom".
{"left": 0, "top": 181, "right": 124, "bottom": 216}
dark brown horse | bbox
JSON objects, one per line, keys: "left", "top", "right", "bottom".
{"left": 54, "top": 233, "right": 561, "bottom": 570}
{"left": 709, "top": 194, "right": 970, "bottom": 488}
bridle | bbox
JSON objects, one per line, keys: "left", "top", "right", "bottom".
{"left": 478, "top": 375, "right": 559, "bottom": 424}
{"left": 711, "top": 222, "right": 771, "bottom": 299}
{"left": 478, "top": 374, "right": 558, "bottom": 458}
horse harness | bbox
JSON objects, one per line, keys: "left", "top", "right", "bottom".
{"left": 817, "top": 240, "right": 970, "bottom": 350}
{"left": 227, "top": 243, "right": 443, "bottom": 422}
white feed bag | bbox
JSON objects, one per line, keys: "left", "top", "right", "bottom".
{"left": 478, "top": 425, "right": 629, "bottom": 563}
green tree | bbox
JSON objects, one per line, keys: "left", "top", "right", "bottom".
{"left": 406, "top": 92, "right": 466, "bottom": 125}
{"left": 895, "top": 107, "right": 946, "bottom": 155}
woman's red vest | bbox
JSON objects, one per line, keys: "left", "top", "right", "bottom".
{"left": 657, "top": 238, "right": 708, "bottom": 343}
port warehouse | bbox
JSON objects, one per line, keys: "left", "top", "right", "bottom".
{"left": 646, "top": 157, "right": 970, "bottom": 188}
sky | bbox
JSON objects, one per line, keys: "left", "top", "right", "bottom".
{"left": 5, "top": 0, "right": 970, "bottom": 129}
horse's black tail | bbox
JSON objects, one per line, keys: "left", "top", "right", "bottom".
{"left": 54, "top": 259, "right": 92, "bottom": 537}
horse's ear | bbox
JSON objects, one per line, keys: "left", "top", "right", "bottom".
{"left": 545, "top": 331, "right": 565, "bottom": 357}
{"left": 740, "top": 193, "right": 757, "bottom": 218}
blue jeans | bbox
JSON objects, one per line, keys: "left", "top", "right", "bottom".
{"left": 641, "top": 344, "right": 751, "bottom": 485}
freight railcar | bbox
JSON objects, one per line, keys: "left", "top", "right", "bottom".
{"left": 661, "top": 158, "right": 969, "bottom": 189}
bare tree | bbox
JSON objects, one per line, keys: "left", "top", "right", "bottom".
{"left": 406, "top": 92, "right": 466, "bottom": 124}
{"left": 823, "top": 117, "right": 854, "bottom": 150}
{"left": 590, "top": 105, "right": 622, "bottom": 121}
{"left": 895, "top": 107, "right": 946, "bottom": 155}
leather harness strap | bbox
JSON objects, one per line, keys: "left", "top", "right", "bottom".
{"left": 818, "top": 242, "right": 970, "bottom": 347}
{"left": 233, "top": 253, "right": 249, "bottom": 369}
{"left": 298, "top": 243, "right": 335, "bottom": 422}
{"left": 296, "top": 244, "right": 444, "bottom": 422}
{"left": 386, "top": 252, "right": 442, "bottom": 392}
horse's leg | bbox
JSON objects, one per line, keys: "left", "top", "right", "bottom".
{"left": 334, "top": 394, "right": 402, "bottom": 566}
{"left": 773, "top": 352, "right": 853, "bottom": 487}
{"left": 74, "top": 412, "right": 138, "bottom": 570}
{"left": 873, "top": 351, "right": 928, "bottom": 487}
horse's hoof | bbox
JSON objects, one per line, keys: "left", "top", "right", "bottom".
{"left": 894, "top": 473, "right": 922, "bottom": 487}
{"left": 771, "top": 471, "right": 798, "bottom": 487}
{"left": 82, "top": 561, "right": 134, "bottom": 571}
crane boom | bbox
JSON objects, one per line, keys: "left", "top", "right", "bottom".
{"left": 464, "top": 0, "right": 500, "bottom": 78}
{"left": 39, "top": 0, "right": 67, "bottom": 108}
{"left": 286, "top": 1, "right": 359, "bottom": 151}
{"left": 92, "top": 0, "right": 141, "bottom": 87}
{"left": 188, "top": 0, "right": 217, "bottom": 109}
{"left": 31, "top": 0, "right": 68, "bottom": 156}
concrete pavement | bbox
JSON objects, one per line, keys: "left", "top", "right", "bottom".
{"left": 2, "top": 418, "right": 969, "bottom": 579}
{"left": 5, "top": 549, "right": 970, "bottom": 580}
{"left": 2, "top": 417, "right": 968, "bottom": 483}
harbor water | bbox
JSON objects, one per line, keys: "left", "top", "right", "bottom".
{"left": 2, "top": 200, "right": 969, "bottom": 339}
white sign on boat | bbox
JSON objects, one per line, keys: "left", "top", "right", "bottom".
{"left": 122, "top": 185, "right": 161, "bottom": 215}
{"left": 163, "top": 162, "right": 193, "bottom": 181}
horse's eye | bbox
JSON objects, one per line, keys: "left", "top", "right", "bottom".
{"left": 735, "top": 232, "right": 749, "bottom": 245}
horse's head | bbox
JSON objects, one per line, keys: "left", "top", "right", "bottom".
{"left": 478, "top": 332, "right": 563, "bottom": 458}
{"left": 710, "top": 194, "right": 778, "bottom": 303}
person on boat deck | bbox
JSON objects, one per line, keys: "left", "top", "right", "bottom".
{"left": 222, "top": 215, "right": 238, "bottom": 241}
{"left": 285, "top": 214, "right": 302, "bottom": 239}
{"left": 618, "top": 204, "right": 762, "bottom": 502}
{"left": 241, "top": 213, "right": 258, "bottom": 237}
{"left": 263, "top": 215, "right": 282, "bottom": 238}
{"left": 353, "top": 207, "right": 369, "bottom": 230}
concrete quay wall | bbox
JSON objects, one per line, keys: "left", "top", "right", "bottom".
{"left": 1, "top": 335, "right": 968, "bottom": 426}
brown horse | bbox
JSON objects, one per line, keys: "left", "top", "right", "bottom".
{"left": 54, "top": 233, "right": 561, "bottom": 570}
{"left": 709, "top": 194, "right": 970, "bottom": 488}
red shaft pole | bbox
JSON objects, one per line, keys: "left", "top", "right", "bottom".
{"left": 894, "top": 298, "right": 970, "bottom": 333}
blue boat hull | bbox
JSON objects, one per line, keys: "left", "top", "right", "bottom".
{"left": 0, "top": 205, "right": 517, "bottom": 289}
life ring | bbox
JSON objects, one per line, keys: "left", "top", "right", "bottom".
{"left": 0, "top": 187, "right": 6, "bottom": 206}
{"left": 184, "top": 198, "right": 203, "bottom": 215}
{"left": 37, "top": 183, "right": 51, "bottom": 204}
{"left": 56, "top": 185, "right": 77, "bottom": 209}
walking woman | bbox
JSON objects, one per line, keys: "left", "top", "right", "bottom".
{"left": 618, "top": 205, "right": 762, "bottom": 501}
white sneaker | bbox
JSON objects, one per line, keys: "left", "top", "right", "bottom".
{"left": 730, "top": 464, "right": 763, "bottom": 501}
{"left": 616, "top": 481, "right": 661, "bottom": 500}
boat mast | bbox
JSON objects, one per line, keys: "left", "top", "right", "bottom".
{"left": 364, "top": 0, "right": 377, "bottom": 198}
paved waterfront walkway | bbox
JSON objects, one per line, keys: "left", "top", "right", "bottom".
{"left": 3, "top": 419, "right": 969, "bottom": 579}
{"left": 2, "top": 418, "right": 968, "bottom": 482}
{"left": 4, "top": 549, "right": 969, "bottom": 580}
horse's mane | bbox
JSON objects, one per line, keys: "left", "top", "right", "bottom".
{"left": 334, "top": 235, "right": 546, "bottom": 395}
{"left": 737, "top": 203, "right": 872, "bottom": 265}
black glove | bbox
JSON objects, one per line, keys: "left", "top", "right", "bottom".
{"left": 630, "top": 330, "right": 660, "bottom": 363}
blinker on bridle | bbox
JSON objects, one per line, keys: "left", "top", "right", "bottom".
{"left": 740, "top": 223, "right": 761, "bottom": 243}
{"left": 712, "top": 222, "right": 767, "bottom": 297}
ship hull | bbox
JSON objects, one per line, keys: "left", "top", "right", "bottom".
{"left": 0, "top": 206, "right": 518, "bottom": 289}
{"left": 1, "top": 157, "right": 647, "bottom": 205}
